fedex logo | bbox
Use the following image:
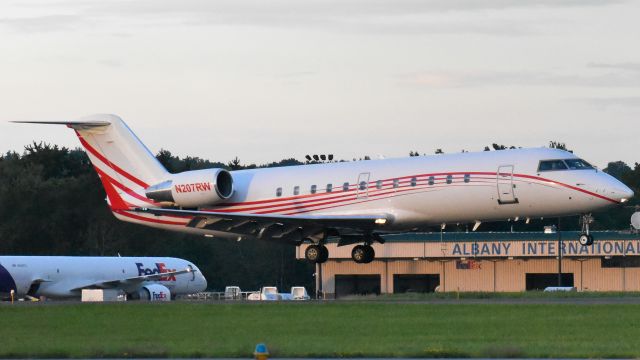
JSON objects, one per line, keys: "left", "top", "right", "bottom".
{"left": 152, "top": 291, "right": 168, "bottom": 301}
{"left": 136, "top": 262, "right": 176, "bottom": 281}
{"left": 175, "top": 182, "right": 212, "bottom": 193}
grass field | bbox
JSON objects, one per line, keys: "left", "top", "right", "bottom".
{"left": 2, "top": 301, "right": 640, "bottom": 358}
{"left": 344, "top": 290, "right": 640, "bottom": 300}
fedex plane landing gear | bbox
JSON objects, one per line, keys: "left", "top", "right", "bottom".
{"left": 352, "top": 244, "right": 375, "bottom": 264}
{"left": 305, "top": 244, "right": 329, "bottom": 264}
{"left": 579, "top": 214, "right": 594, "bottom": 246}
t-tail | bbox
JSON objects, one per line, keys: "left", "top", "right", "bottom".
{"left": 16, "top": 115, "right": 168, "bottom": 212}
{"left": 14, "top": 114, "right": 233, "bottom": 228}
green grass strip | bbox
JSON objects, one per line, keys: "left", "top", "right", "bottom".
{"left": 1, "top": 302, "right": 639, "bottom": 358}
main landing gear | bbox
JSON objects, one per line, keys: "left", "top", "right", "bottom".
{"left": 304, "top": 243, "right": 376, "bottom": 264}
{"left": 351, "top": 244, "right": 375, "bottom": 264}
{"left": 304, "top": 233, "right": 380, "bottom": 264}
{"left": 578, "top": 214, "right": 594, "bottom": 246}
{"left": 305, "top": 244, "right": 329, "bottom": 264}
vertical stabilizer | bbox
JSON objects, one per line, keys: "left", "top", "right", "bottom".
{"left": 72, "top": 114, "right": 169, "bottom": 210}
{"left": 15, "top": 114, "right": 170, "bottom": 211}
{"left": 73, "top": 115, "right": 167, "bottom": 186}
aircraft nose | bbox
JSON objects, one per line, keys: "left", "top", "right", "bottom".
{"left": 198, "top": 274, "right": 208, "bottom": 292}
{"left": 601, "top": 173, "right": 635, "bottom": 203}
{"left": 618, "top": 185, "right": 635, "bottom": 203}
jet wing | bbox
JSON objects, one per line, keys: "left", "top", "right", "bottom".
{"left": 133, "top": 207, "right": 391, "bottom": 242}
{"left": 70, "top": 268, "right": 195, "bottom": 291}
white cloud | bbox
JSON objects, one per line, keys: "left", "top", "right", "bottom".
{"left": 0, "top": 0, "right": 629, "bottom": 34}
{"left": 399, "top": 68, "right": 640, "bottom": 88}
{"left": 0, "top": 14, "right": 83, "bottom": 33}
{"left": 573, "top": 97, "right": 640, "bottom": 109}
{"left": 0, "top": 0, "right": 638, "bottom": 167}
{"left": 588, "top": 62, "right": 640, "bottom": 72}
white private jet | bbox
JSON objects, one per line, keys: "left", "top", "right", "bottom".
{"left": 0, "top": 256, "right": 207, "bottom": 300}
{"left": 15, "top": 115, "right": 634, "bottom": 264}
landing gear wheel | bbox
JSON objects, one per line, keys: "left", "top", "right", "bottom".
{"left": 579, "top": 234, "right": 594, "bottom": 246}
{"left": 306, "top": 244, "right": 329, "bottom": 264}
{"left": 579, "top": 234, "right": 589, "bottom": 246}
{"left": 352, "top": 245, "right": 375, "bottom": 264}
{"left": 318, "top": 245, "right": 329, "bottom": 263}
{"left": 579, "top": 214, "right": 594, "bottom": 247}
{"left": 352, "top": 245, "right": 367, "bottom": 263}
{"left": 363, "top": 245, "right": 375, "bottom": 264}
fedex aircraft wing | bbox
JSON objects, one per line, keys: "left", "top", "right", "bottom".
{"left": 15, "top": 114, "right": 634, "bottom": 264}
{"left": 0, "top": 256, "right": 207, "bottom": 300}
{"left": 70, "top": 267, "right": 197, "bottom": 291}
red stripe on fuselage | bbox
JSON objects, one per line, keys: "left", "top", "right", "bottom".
{"left": 73, "top": 135, "right": 618, "bottom": 220}
{"left": 514, "top": 173, "right": 618, "bottom": 204}
{"left": 261, "top": 180, "right": 497, "bottom": 215}
{"left": 203, "top": 172, "right": 618, "bottom": 217}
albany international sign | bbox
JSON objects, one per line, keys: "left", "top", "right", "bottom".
{"left": 441, "top": 240, "right": 640, "bottom": 258}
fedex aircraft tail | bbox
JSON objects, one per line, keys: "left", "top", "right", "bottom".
{"left": 15, "top": 114, "right": 169, "bottom": 211}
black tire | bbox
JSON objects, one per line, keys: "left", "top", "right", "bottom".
{"left": 352, "top": 245, "right": 367, "bottom": 263}
{"left": 586, "top": 234, "right": 594, "bottom": 246}
{"left": 579, "top": 234, "right": 590, "bottom": 246}
{"left": 318, "top": 245, "right": 329, "bottom": 263}
{"left": 363, "top": 245, "right": 375, "bottom": 264}
{"left": 305, "top": 244, "right": 322, "bottom": 263}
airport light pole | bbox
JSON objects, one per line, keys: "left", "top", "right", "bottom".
{"left": 557, "top": 217, "right": 563, "bottom": 287}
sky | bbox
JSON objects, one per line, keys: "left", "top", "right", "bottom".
{"left": 0, "top": 0, "right": 639, "bottom": 168}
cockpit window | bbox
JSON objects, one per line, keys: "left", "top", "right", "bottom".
{"left": 564, "top": 159, "right": 594, "bottom": 170}
{"left": 538, "top": 160, "right": 568, "bottom": 172}
{"left": 538, "top": 159, "right": 594, "bottom": 172}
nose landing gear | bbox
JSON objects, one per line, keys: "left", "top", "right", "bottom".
{"left": 578, "top": 214, "right": 594, "bottom": 246}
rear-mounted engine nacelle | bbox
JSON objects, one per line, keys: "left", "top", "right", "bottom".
{"left": 145, "top": 168, "right": 234, "bottom": 207}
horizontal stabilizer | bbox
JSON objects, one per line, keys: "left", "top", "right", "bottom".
{"left": 12, "top": 120, "right": 111, "bottom": 130}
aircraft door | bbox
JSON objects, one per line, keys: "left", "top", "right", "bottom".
{"left": 356, "top": 172, "right": 370, "bottom": 199}
{"left": 497, "top": 165, "right": 518, "bottom": 204}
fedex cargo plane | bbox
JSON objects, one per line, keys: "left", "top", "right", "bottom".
{"left": 0, "top": 256, "right": 207, "bottom": 300}
{"left": 15, "top": 115, "right": 634, "bottom": 264}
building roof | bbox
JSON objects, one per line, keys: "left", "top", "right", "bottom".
{"left": 328, "top": 231, "right": 639, "bottom": 243}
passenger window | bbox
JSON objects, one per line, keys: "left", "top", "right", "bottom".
{"left": 310, "top": 185, "right": 317, "bottom": 194}
{"left": 343, "top": 182, "right": 349, "bottom": 191}
{"left": 326, "top": 183, "right": 333, "bottom": 193}
{"left": 359, "top": 181, "right": 367, "bottom": 190}
{"left": 428, "top": 176, "right": 435, "bottom": 186}
{"left": 294, "top": 186, "right": 300, "bottom": 195}
{"left": 538, "top": 160, "right": 568, "bottom": 172}
{"left": 410, "top": 177, "right": 417, "bottom": 187}
{"left": 446, "top": 175, "right": 453, "bottom": 184}
{"left": 564, "top": 159, "right": 594, "bottom": 170}
{"left": 376, "top": 180, "right": 383, "bottom": 189}
{"left": 393, "top": 179, "right": 399, "bottom": 189}
{"left": 464, "top": 174, "right": 470, "bottom": 183}
{"left": 276, "top": 187, "right": 282, "bottom": 197}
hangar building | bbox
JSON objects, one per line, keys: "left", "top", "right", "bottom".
{"left": 297, "top": 231, "right": 640, "bottom": 298}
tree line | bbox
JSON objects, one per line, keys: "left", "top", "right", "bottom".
{"left": 0, "top": 142, "right": 638, "bottom": 290}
